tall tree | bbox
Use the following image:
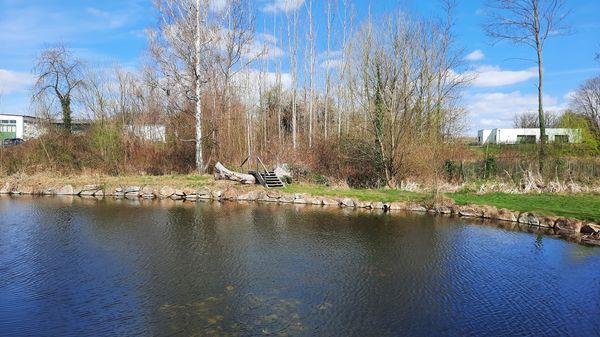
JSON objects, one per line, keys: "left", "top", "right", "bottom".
{"left": 483, "top": 0, "right": 569, "bottom": 168}
{"left": 307, "top": 0, "right": 315, "bottom": 148}
{"left": 150, "top": 0, "right": 216, "bottom": 173}
{"left": 33, "top": 44, "right": 84, "bottom": 133}
{"left": 286, "top": 6, "right": 299, "bottom": 149}
{"left": 324, "top": 0, "right": 333, "bottom": 140}
{"left": 194, "top": 0, "right": 204, "bottom": 172}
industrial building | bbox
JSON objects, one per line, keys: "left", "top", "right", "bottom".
{"left": 0, "top": 114, "right": 41, "bottom": 141}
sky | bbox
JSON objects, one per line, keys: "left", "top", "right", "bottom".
{"left": 0, "top": 0, "right": 599, "bottom": 134}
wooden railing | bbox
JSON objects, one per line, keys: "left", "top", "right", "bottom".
{"left": 240, "top": 156, "right": 271, "bottom": 186}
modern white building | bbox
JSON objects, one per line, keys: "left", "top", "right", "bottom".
{"left": 0, "top": 114, "right": 42, "bottom": 141}
{"left": 477, "top": 128, "right": 582, "bottom": 145}
{"left": 1, "top": 113, "right": 167, "bottom": 143}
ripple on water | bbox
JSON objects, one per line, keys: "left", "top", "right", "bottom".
{"left": 0, "top": 197, "right": 599, "bottom": 336}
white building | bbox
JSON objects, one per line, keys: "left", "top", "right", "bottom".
{"left": 477, "top": 128, "right": 582, "bottom": 145}
{"left": 125, "top": 124, "right": 167, "bottom": 142}
{"left": 1, "top": 113, "right": 166, "bottom": 143}
{"left": 0, "top": 114, "right": 42, "bottom": 141}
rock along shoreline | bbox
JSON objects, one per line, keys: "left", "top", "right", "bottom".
{"left": 1, "top": 181, "right": 599, "bottom": 247}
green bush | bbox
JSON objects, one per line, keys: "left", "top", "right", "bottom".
{"left": 444, "top": 160, "right": 459, "bottom": 181}
{"left": 476, "top": 157, "right": 497, "bottom": 179}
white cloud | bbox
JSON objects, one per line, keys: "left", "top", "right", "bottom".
{"left": 563, "top": 91, "right": 577, "bottom": 101}
{"left": 84, "top": 7, "right": 130, "bottom": 30}
{"left": 232, "top": 69, "right": 292, "bottom": 104}
{"left": 318, "top": 50, "right": 344, "bottom": 70}
{"left": 319, "top": 50, "right": 343, "bottom": 59}
{"left": 320, "top": 59, "right": 343, "bottom": 70}
{"left": 243, "top": 42, "right": 285, "bottom": 60}
{"left": 209, "top": 0, "right": 229, "bottom": 13}
{"left": 467, "top": 65, "right": 537, "bottom": 88}
{"left": 0, "top": 69, "right": 35, "bottom": 95}
{"left": 465, "top": 49, "right": 485, "bottom": 61}
{"left": 480, "top": 118, "right": 503, "bottom": 126}
{"left": 263, "top": 0, "right": 305, "bottom": 13}
{"left": 465, "top": 90, "right": 567, "bottom": 132}
{"left": 213, "top": 28, "right": 284, "bottom": 60}
{"left": 256, "top": 32, "right": 278, "bottom": 45}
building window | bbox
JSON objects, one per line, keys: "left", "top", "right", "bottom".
{"left": 555, "top": 135, "right": 569, "bottom": 143}
{"left": 517, "top": 135, "right": 536, "bottom": 144}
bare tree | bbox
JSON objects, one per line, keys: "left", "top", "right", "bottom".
{"left": 483, "top": 0, "right": 569, "bottom": 164}
{"left": 150, "top": 0, "right": 217, "bottom": 173}
{"left": 570, "top": 76, "right": 600, "bottom": 138}
{"left": 513, "top": 110, "right": 561, "bottom": 128}
{"left": 324, "top": 0, "right": 333, "bottom": 140}
{"left": 348, "top": 4, "right": 467, "bottom": 188}
{"left": 33, "top": 44, "right": 85, "bottom": 133}
{"left": 307, "top": 0, "right": 315, "bottom": 148}
{"left": 194, "top": 0, "right": 205, "bottom": 172}
{"left": 217, "top": 0, "right": 255, "bottom": 143}
{"left": 286, "top": 6, "right": 299, "bottom": 149}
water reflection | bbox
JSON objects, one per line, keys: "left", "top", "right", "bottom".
{"left": 0, "top": 196, "right": 599, "bottom": 336}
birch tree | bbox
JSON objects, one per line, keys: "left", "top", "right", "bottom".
{"left": 150, "top": 0, "right": 217, "bottom": 173}
{"left": 307, "top": 0, "right": 315, "bottom": 147}
{"left": 324, "top": 0, "right": 333, "bottom": 140}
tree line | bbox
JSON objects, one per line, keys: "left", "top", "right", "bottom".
{"left": 14, "top": 0, "right": 600, "bottom": 187}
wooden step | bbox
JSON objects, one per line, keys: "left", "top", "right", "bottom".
{"left": 255, "top": 171, "right": 284, "bottom": 188}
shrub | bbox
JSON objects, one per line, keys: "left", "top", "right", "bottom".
{"left": 444, "top": 160, "right": 459, "bottom": 181}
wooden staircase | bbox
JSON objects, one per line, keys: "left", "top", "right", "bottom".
{"left": 243, "top": 156, "right": 285, "bottom": 189}
{"left": 260, "top": 171, "right": 285, "bottom": 188}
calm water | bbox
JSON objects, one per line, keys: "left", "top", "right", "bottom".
{"left": 1, "top": 196, "right": 599, "bottom": 337}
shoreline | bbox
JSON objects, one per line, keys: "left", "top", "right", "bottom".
{"left": 1, "top": 179, "right": 599, "bottom": 247}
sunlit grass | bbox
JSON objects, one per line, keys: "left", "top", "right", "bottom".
{"left": 283, "top": 183, "right": 429, "bottom": 203}
{"left": 449, "top": 192, "right": 600, "bottom": 222}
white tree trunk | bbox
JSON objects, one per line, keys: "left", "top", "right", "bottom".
{"left": 214, "top": 162, "right": 256, "bottom": 184}
{"left": 308, "top": 0, "right": 314, "bottom": 148}
{"left": 195, "top": 0, "right": 204, "bottom": 173}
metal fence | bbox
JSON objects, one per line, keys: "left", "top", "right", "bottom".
{"left": 445, "top": 158, "right": 600, "bottom": 183}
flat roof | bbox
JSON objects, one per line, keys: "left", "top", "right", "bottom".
{"left": 0, "top": 113, "right": 38, "bottom": 118}
{"left": 478, "top": 128, "right": 579, "bottom": 132}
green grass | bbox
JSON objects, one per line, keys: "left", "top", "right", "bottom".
{"left": 449, "top": 192, "right": 600, "bottom": 222}
{"left": 469, "top": 143, "right": 599, "bottom": 158}
{"left": 283, "top": 183, "right": 429, "bottom": 203}
{"left": 0, "top": 173, "right": 215, "bottom": 189}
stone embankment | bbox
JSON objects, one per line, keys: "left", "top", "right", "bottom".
{"left": 1, "top": 181, "right": 599, "bottom": 246}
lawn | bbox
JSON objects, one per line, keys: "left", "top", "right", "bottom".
{"left": 283, "top": 183, "right": 429, "bottom": 203}
{"left": 0, "top": 173, "right": 214, "bottom": 189}
{"left": 449, "top": 192, "right": 600, "bottom": 222}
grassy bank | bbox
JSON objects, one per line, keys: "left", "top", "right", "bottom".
{"left": 2, "top": 173, "right": 599, "bottom": 222}
{"left": 1, "top": 174, "right": 214, "bottom": 189}
{"left": 450, "top": 192, "right": 600, "bottom": 222}
{"left": 282, "top": 184, "right": 429, "bottom": 203}
{"left": 287, "top": 184, "right": 600, "bottom": 222}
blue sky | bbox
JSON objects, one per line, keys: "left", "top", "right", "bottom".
{"left": 0, "top": 0, "right": 599, "bottom": 134}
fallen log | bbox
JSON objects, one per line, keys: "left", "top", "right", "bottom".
{"left": 214, "top": 162, "right": 256, "bottom": 185}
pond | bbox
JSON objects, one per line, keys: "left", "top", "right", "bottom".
{"left": 1, "top": 196, "right": 599, "bottom": 336}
